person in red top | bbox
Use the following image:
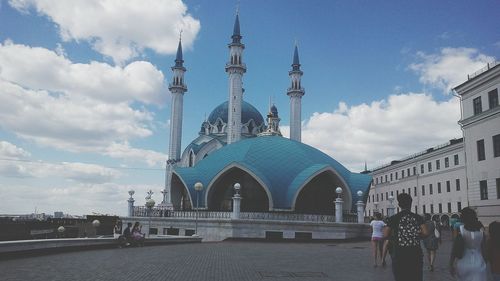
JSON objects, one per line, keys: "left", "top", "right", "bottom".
{"left": 489, "top": 221, "right": 500, "bottom": 281}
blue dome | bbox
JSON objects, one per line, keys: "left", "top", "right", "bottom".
{"left": 174, "top": 136, "right": 372, "bottom": 210}
{"left": 207, "top": 101, "right": 264, "bottom": 125}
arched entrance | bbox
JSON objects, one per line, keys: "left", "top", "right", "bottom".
{"left": 294, "top": 170, "right": 350, "bottom": 215}
{"left": 207, "top": 167, "right": 270, "bottom": 212}
{"left": 171, "top": 174, "right": 192, "bottom": 210}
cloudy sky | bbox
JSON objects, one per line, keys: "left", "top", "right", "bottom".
{"left": 0, "top": 0, "right": 498, "bottom": 216}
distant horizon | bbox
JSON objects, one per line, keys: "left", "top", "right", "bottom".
{"left": 0, "top": 0, "right": 498, "bottom": 215}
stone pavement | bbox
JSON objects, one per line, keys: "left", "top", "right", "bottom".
{"left": 0, "top": 232, "right": 456, "bottom": 281}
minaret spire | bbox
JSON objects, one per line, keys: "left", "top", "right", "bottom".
{"left": 287, "top": 42, "right": 305, "bottom": 142}
{"left": 225, "top": 11, "right": 246, "bottom": 144}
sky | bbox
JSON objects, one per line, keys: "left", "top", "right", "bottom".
{"left": 0, "top": 0, "right": 498, "bottom": 216}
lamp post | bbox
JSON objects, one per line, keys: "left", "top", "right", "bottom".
{"left": 57, "top": 226, "right": 65, "bottom": 238}
{"left": 193, "top": 182, "right": 204, "bottom": 236}
{"left": 128, "top": 190, "right": 135, "bottom": 217}
{"left": 92, "top": 219, "right": 100, "bottom": 237}
{"left": 356, "top": 190, "right": 365, "bottom": 223}
{"left": 232, "top": 183, "right": 241, "bottom": 219}
{"left": 373, "top": 201, "right": 379, "bottom": 216}
{"left": 145, "top": 194, "right": 156, "bottom": 237}
{"left": 335, "top": 187, "right": 343, "bottom": 222}
{"left": 387, "top": 195, "right": 395, "bottom": 217}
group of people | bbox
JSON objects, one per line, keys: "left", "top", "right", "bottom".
{"left": 114, "top": 221, "right": 146, "bottom": 247}
{"left": 369, "top": 193, "right": 500, "bottom": 281}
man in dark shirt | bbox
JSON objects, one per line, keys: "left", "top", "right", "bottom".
{"left": 384, "top": 193, "right": 429, "bottom": 281}
{"left": 119, "top": 222, "right": 132, "bottom": 247}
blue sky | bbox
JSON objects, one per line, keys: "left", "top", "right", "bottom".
{"left": 0, "top": 0, "right": 498, "bottom": 215}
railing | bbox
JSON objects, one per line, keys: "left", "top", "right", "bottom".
{"left": 467, "top": 61, "right": 499, "bottom": 80}
{"left": 132, "top": 207, "right": 360, "bottom": 223}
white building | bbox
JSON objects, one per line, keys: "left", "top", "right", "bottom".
{"left": 366, "top": 138, "right": 467, "bottom": 225}
{"left": 367, "top": 61, "right": 500, "bottom": 226}
{"left": 455, "top": 62, "right": 500, "bottom": 225}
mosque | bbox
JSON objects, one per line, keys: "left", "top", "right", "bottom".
{"left": 155, "top": 12, "right": 372, "bottom": 218}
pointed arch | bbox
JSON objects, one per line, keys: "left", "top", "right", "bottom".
{"left": 205, "top": 163, "right": 273, "bottom": 211}
{"left": 170, "top": 172, "right": 193, "bottom": 210}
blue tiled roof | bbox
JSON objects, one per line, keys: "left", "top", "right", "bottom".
{"left": 207, "top": 101, "right": 264, "bottom": 126}
{"left": 174, "top": 136, "right": 371, "bottom": 210}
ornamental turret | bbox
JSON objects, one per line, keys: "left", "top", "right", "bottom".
{"left": 259, "top": 104, "right": 282, "bottom": 137}
{"left": 225, "top": 12, "right": 247, "bottom": 144}
{"left": 287, "top": 43, "right": 305, "bottom": 142}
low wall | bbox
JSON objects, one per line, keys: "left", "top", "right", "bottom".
{"left": 123, "top": 217, "right": 370, "bottom": 242}
{"left": 0, "top": 236, "right": 201, "bottom": 258}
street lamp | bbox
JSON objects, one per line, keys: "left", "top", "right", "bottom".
{"left": 92, "top": 219, "right": 100, "bottom": 237}
{"left": 335, "top": 187, "right": 343, "bottom": 222}
{"left": 387, "top": 195, "right": 395, "bottom": 216}
{"left": 193, "top": 182, "right": 204, "bottom": 236}
{"left": 57, "top": 226, "right": 65, "bottom": 238}
{"left": 374, "top": 201, "right": 379, "bottom": 215}
{"left": 145, "top": 198, "right": 155, "bottom": 237}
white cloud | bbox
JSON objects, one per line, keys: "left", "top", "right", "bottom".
{"left": 409, "top": 47, "right": 495, "bottom": 93}
{"left": 0, "top": 42, "right": 169, "bottom": 159}
{"left": 0, "top": 141, "right": 31, "bottom": 158}
{"left": 9, "top": 0, "right": 201, "bottom": 65}
{"left": 105, "top": 142, "right": 167, "bottom": 167}
{"left": 299, "top": 93, "right": 461, "bottom": 172}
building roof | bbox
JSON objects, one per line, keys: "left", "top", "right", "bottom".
{"left": 174, "top": 136, "right": 372, "bottom": 210}
{"left": 207, "top": 101, "right": 265, "bottom": 126}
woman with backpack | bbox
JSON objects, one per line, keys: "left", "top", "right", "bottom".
{"left": 422, "top": 213, "right": 440, "bottom": 272}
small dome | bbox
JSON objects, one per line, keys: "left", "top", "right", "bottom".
{"left": 208, "top": 101, "right": 265, "bottom": 126}
{"left": 270, "top": 104, "right": 278, "bottom": 117}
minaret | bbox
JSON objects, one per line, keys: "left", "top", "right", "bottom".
{"left": 225, "top": 12, "right": 246, "bottom": 144}
{"left": 162, "top": 36, "right": 187, "bottom": 208}
{"left": 168, "top": 37, "right": 187, "bottom": 162}
{"left": 287, "top": 43, "right": 305, "bottom": 142}
{"left": 259, "top": 102, "right": 282, "bottom": 137}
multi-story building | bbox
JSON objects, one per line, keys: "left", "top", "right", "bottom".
{"left": 366, "top": 138, "right": 467, "bottom": 225}
{"left": 455, "top": 62, "right": 500, "bottom": 225}
{"left": 367, "top": 61, "right": 500, "bottom": 226}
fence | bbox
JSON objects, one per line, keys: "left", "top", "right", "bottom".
{"left": 132, "top": 206, "right": 359, "bottom": 223}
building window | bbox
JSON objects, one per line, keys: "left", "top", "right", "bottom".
{"left": 396, "top": 172, "right": 398, "bottom": 180}
{"left": 448, "top": 202, "right": 452, "bottom": 213}
{"left": 428, "top": 162, "right": 432, "bottom": 172}
{"left": 493, "top": 134, "right": 500, "bottom": 158}
{"left": 385, "top": 174, "right": 388, "bottom": 182}
{"left": 390, "top": 173, "right": 393, "bottom": 181}
{"left": 456, "top": 179, "right": 461, "bottom": 191}
{"left": 445, "top": 157, "right": 449, "bottom": 168}
{"left": 414, "top": 206, "right": 418, "bottom": 214}
{"left": 402, "top": 170, "right": 405, "bottom": 178}
{"left": 438, "top": 203, "right": 442, "bottom": 213}
{"left": 457, "top": 202, "right": 462, "bottom": 212}
{"left": 376, "top": 194, "right": 379, "bottom": 202}
{"left": 489, "top": 88, "right": 499, "bottom": 109}
{"left": 368, "top": 196, "right": 370, "bottom": 203}
{"left": 381, "top": 193, "right": 384, "bottom": 201}
{"left": 446, "top": 180, "right": 451, "bottom": 192}
{"left": 413, "top": 166, "right": 416, "bottom": 175}
{"left": 414, "top": 186, "right": 417, "bottom": 197}
{"left": 372, "top": 195, "right": 374, "bottom": 202}
{"left": 407, "top": 168, "right": 410, "bottom": 176}
{"left": 421, "top": 164, "right": 424, "bottom": 174}
{"left": 480, "top": 180, "right": 488, "bottom": 200}
{"left": 454, "top": 154, "right": 459, "bottom": 165}
{"left": 438, "top": 182, "right": 441, "bottom": 193}
{"left": 436, "top": 159, "right": 440, "bottom": 170}
{"left": 473, "top": 96, "right": 482, "bottom": 115}
{"left": 376, "top": 178, "right": 378, "bottom": 184}
{"left": 430, "top": 204, "right": 434, "bottom": 214}
{"left": 408, "top": 188, "right": 411, "bottom": 194}
{"left": 386, "top": 192, "right": 388, "bottom": 199}
{"left": 497, "top": 178, "right": 500, "bottom": 199}
{"left": 396, "top": 190, "right": 399, "bottom": 196}
{"left": 421, "top": 185, "right": 425, "bottom": 196}
{"left": 477, "top": 139, "right": 485, "bottom": 161}
{"left": 423, "top": 205, "right": 426, "bottom": 214}
{"left": 429, "top": 184, "right": 433, "bottom": 195}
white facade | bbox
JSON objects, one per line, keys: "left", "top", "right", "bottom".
{"left": 366, "top": 139, "right": 467, "bottom": 224}
{"left": 455, "top": 62, "right": 500, "bottom": 225}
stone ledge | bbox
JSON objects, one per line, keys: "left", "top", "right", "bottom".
{"left": 0, "top": 236, "right": 201, "bottom": 259}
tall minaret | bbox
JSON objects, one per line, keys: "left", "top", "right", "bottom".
{"left": 162, "top": 36, "right": 187, "bottom": 208}
{"left": 225, "top": 12, "right": 246, "bottom": 144}
{"left": 287, "top": 43, "right": 305, "bottom": 142}
{"left": 168, "top": 37, "right": 187, "bottom": 161}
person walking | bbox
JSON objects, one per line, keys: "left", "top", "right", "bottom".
{"left": 449, "top": 207, "right": 487, "bottom": 281}
{"left": 370, "top": 212, "right": 386, "bottom": 267}
{"left": 384, "top": 193, "right": 429, "bottom": 281}
{"left": 422, "top": 213, "right": 440, "bottom": 272}
{"left": 487, "top": 221, "right": 500, "bottom": 281}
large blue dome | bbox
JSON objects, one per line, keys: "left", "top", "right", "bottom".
{"left": 207, "top": 101, "right": 264, "bottom": 125}
{"left": 173, "top": 136, "right": 372, "bottom": 211}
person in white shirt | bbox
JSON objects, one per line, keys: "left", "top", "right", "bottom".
{"left": 370, "top": 212, "right": 386, "bottom": 267}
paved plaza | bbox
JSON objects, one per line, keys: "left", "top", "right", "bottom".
{"left": 0, "top": 232, "right": 456, "bottom": 281}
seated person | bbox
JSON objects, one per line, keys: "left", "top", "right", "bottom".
{"left": 131, "top": 222, "right": 145, "bottom": 246}
{"left": 118, "top": 222, "right": 132, "bottom": 247}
